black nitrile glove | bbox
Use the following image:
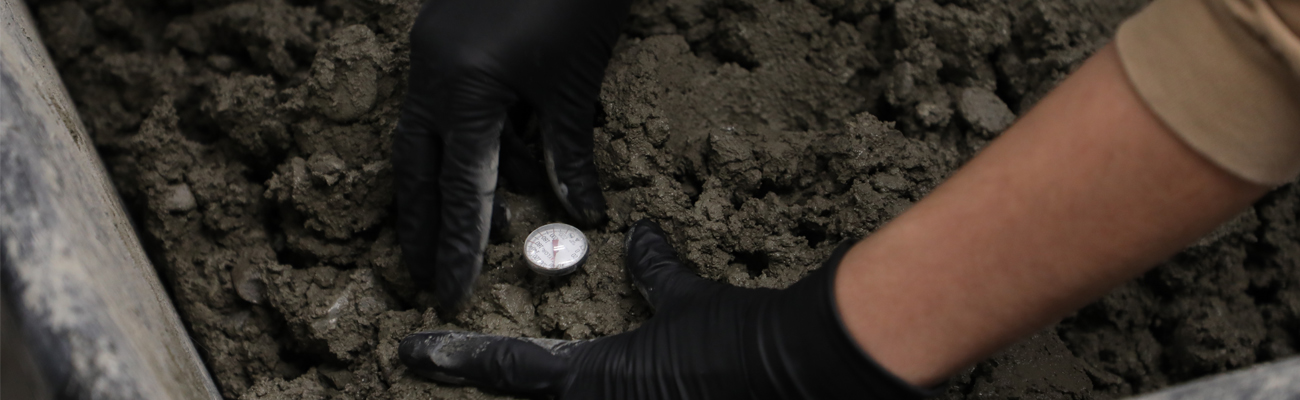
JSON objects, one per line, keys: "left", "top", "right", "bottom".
{"left": 399, "top": 219, "right": 941, "bottom": 399}
{"left": 392, "top": 0, "right": 630, "bottom": 308}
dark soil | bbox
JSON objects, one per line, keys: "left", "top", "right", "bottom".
{"left": 37, "top": 0, "right": 1300, "bottom": 398}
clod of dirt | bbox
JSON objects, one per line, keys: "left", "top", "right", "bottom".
{"left": 265, "top": 154, "right": 392, "bottom": 241}
{"left": 202, "top": 74, "right": 291, "bottom": 159}
{"left": 307, "top": 25, "right": 390, "bottom": 122}
{"left": 163, "top": 183, "right": 198, "bottom": 212}
{"left": 39, "top": 2, "right": 97, "bottom": 60}
{"left": 265, "top": 266, "right": 398, "bottom": 362}
{"left": 958, "top": 87, "right": 1016, "bottom": 137}
{"left": 166, "top": 0, "right": 322, "bottom": 77}
{"left": 232, "top": 261, "right": 268, "bottom": 304}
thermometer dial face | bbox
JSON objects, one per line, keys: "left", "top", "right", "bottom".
{"left": 523, "top": 223, "right": 589, "bottom": 276}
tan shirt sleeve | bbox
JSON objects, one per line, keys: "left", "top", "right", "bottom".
{"left": 1117, "top": 0, "right": 1300, "bottom": 185}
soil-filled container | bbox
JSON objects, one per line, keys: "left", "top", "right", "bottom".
{"left": 5, "top": 0, "right": 1299, "bottom": 397}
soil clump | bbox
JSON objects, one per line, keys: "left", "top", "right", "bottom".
{"left": 37, "top": 0, "right": 1300, "bottom": 398}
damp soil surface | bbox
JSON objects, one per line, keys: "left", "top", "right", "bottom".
{"left": 38, "top": 0, "right": 1300, "bottom": 398}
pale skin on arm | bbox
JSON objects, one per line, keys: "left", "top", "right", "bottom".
{"left": 835, "top": 42, "right": 1272, "bottom": 387}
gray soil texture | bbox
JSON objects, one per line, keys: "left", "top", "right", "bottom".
{"left": 37, "top": 0, "right": 1300, "bottom": 398}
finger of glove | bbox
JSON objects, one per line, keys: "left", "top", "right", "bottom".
{"left": 393, "top": 117, "right": 442, "bottom": 287}
{"left": 433, "top": 104, "right": 507, "bottom": 309}
{"left": 533, "top": 58, "right": 611, "bottom": 228}
{"left": 624, "top": 219, "right": 722, "bottom": 312}
{"left": 400, "top": 331, "right": 573, "bottom": 396}
{"left": 405, "top": 50, "right": 515, "bottom": 310}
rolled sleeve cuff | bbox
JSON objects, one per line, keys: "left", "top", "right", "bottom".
{"left": 1117, "top": 0, "right": 1300, "bottom": 185}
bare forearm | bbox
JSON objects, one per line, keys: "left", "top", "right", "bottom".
{"left": 835, "top": 43, "right": 1270, "bottom": 386}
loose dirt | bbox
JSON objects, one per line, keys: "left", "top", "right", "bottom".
{"left": 38, "top": 0, "right": 1300, "bottom": 398}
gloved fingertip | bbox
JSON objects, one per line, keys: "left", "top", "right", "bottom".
{"left": 542, "top": 144, "right": 607, "bottom": 228}
{"left": 433, "top": 255, "right": 483, "bottom": 313}
{"left": 623, "top": 219, "right": 714, "bottom": 310}
{"left": 571, "top": 201, "right": 607, "bottom": 228}
{"left": 623, "top": 219, "right": 673, "bottom": 266}
{"left": 399, "top": 331, "right": 571, "bottom": 395}
{"left": 625, "top": 219, "right": 662, "bottom": 239}
{"left": 400, "top": 331, "right": 479, "bottom": 385}
{"left": 435, "top": 282, "right": 474, "bottom": 314}
{"left": 556, "top": 186, "right": 607, "bottom": 228}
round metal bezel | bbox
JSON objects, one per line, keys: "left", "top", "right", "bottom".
{"left": 523, "top": 223, "right": 588, "bottom": 276}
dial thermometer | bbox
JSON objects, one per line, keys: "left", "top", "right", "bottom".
{"left": 523, "top": 223, "right": 589, "bottom": 276}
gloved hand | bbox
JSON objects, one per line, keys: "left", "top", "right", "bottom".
{"left": 398, "top": 219, "right": 942, "bottom": 399}
{"left": 392, "top": 0, "right": 630, "bottom": 309}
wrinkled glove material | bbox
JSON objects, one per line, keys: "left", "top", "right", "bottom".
{"left": 400, "top": 219, "right": 942, "bottom": 399}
